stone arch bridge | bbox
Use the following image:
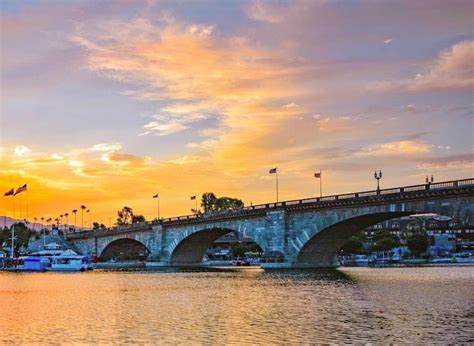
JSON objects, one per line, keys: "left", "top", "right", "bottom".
{"left": 67, "top": 178, "right": 474, "bottom": 268}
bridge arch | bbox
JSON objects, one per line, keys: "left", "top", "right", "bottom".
{"left": 169, "top": 227, "right": 263, "bottom": 266}
{"left": 296, "top": 211, "right": 412, "bottom": 267}
{"left": 100, "top": 238, "right": 150, "bottom": 261}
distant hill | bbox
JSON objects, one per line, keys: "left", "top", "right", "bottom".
{"left": 0, "top": 216, "right": 44, "bottom": 229}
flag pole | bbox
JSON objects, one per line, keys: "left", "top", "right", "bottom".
{"left": 11, "top": 222, "right": 15, "bottom": 259}
{"left": 276, "top": 170, "right": 279, "bottom": 203}
{"left": 320, "top": 170, "right": 322, "bottom": 198}
{"left": 157, "top": 194, "right": 160, "bottom": 220}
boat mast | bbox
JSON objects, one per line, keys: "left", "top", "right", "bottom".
{"left": 11, "top": 224, "right": 16, "bottom": 259}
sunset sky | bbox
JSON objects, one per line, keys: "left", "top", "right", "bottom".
{"left": 1, "top": 0, "right": 473, "bottom": 224}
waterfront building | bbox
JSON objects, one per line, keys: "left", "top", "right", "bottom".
{"left": 365, "top": 215, "right": 474, "bottom": 256}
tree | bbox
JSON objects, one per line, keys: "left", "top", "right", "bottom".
{"left": 64, "top": 213, "right": 69, "bottom": 229}
{"left": 80, "top": 205, "right": 87, "bottom": 229}
{"left": 341, "top": 236, "right": 366, "bottom": 254}
{"left": 371, "top": 230, "right": 400, "bottom": 252}
{"left": 132, "top": 215, "right": 146, "bottom": 223}
{"left": 372, "top": 237, "right": 400, "bottom": 252}
{"left": 201, "top": 193, "right": 218, "bottom": 213}
{"left": 201, "top": 193, "right": 244, "bottom": 213}
{"left": 406, "top": 233, "right": 430, "bottom": 257}
{"left": 0, "top": 227, "right": 9, "bottom": 247}
{"left": 9, "top": 222, "right": 31, "bottom": 250}
{"left": 216, "top": 197, "right": 244, "bottom": 211}
{"left": 117, "top": 206, "right": 134, "bottom": 225}
{"left": 92, "top": 222, "right": 107, "bottom": 230}
{"left": 71, "top": 209, "right": 78, "bottom": 228}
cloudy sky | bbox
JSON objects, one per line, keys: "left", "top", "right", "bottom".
{"left": 1, "top": 0, "right": 473, "bottom": 223}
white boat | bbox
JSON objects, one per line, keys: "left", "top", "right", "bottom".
{"left": 49, "top": 255, "right": 90, "bottom": 272}
{"left": 30, "top": 247, "right": 92, "bottom": 272}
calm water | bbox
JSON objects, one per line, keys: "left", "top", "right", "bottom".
{"left": 1, "top": 267, "right": 473, "bottom": 344}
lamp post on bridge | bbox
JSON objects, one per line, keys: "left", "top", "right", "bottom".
{"left": 426, "top": 175, "right": 434, "bottom": 185}
{"left": 190, "top": 195, "right": 197, "bottom": 214}
{"left": 374, "top": 170, "right": 382, "bottom": 194}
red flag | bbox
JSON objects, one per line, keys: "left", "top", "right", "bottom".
{"left": 269, "top": 168, "right": 277, "bottom": 174}
{"left": 14, "top": 183, "right": 27, "bottom": 196}
{"left": 4, "top": 188, "right": 14, "bottom": 196}
{"left": 314, "top": 172, "right": 321, "bottom": 178}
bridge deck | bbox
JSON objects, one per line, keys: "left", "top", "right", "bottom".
{"left": 66, "top": 178, "right": 474, "bottom": 239}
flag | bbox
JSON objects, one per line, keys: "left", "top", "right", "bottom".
{"left": 314, "top": 172, "right": 321, "bottom": 178}
{"left": 153, "top": 194, "right": 159, "bottom": 198}
{"left": 190, "top": 196, "right": 196, "bottom": 200}
{"left": 14, "top": 183, "right": 27, "bottom": 196}
{"left": 269, "top": 168, "right": 277, "bottom": 174}
{"left": 4, "top": 188, "right": 14, "bottom": 196}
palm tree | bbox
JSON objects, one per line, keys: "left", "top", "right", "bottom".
{"left": 72, "top": 209, "right": 78, "bottom": 231}
{"left": 86, "top": 209, "right": 91, "bottom": 229}
{"left": 40, "top": 217, "right": 45, "bottom": 246}
{"left": 60, "top": 214, "right": 63, "bottom": 230}
{"left": 33, "top": 217, "right": 38, "bottom": 231}
{"left": 80, "top": 205, "right": 87, "bottom": 230}
{"left": 64, "top": 213, "right": 69, "bottom": 233}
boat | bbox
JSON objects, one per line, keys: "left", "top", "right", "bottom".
{"left": 28, "top": 246, "right": 92, "bottom": 272}
{"left": 354, "top": 255, "right": 370, "bottom": 266}
{"left": 15, "top": 256, "right": 50, "bottom": 272}
{"left": 231, "top": 259, "right": 250, "bottom": 266}
{"left": 453, "top": 253, "right": 474, "bottom": 263}
{"left": 49, "top": 255, "right": 90, "bottom": 272}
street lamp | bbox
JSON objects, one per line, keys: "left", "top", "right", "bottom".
{"left": 374, "top": 170, "right": 382, "bottom": 193}
{"left": 425, "top": 175, "right": 434, "bottom": 185}
{"left": 190, "top": 195, "right": 197, "bottom": 214}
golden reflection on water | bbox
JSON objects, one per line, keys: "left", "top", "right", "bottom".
{"left": 0, "top": 267, "right": 473, "bottom": 343}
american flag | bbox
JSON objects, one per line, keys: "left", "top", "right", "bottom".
{"left": 4, "top": 188, "right": 14, "bottom": 196}
{"left": 153, "top": 194, "right": 159, "bottom": 198}
{"left": 14, "top": 183, "right": 27, "bottom": 196}
{"left": 314, "top": 172, "right": 321, "bottom": 178}
{"left": 269, "top": 168, "right": 277, "bottom": 174}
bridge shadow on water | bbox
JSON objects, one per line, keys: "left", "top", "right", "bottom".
{"left": 99, "top": 265, "right": 356, "bottom": 284}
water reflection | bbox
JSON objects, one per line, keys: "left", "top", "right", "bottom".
{"left": 0, "top": 267, "right": 472, "bottom": 343}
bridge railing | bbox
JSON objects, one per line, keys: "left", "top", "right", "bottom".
{"left": 156, "top": 178, "right": 474, "bottom": 225}
{"left": 67, "top": 178, "right": 474, "bottom": 237}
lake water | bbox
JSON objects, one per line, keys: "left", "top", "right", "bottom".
{"left": 0, "top": 267, "right": 473, "bottom": 343}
